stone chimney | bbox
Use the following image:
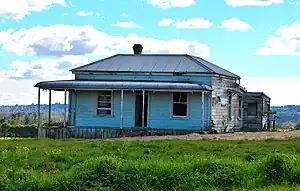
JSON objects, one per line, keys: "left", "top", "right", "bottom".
{"left": 133, "top": 44, "right": 143, "bottom": 54}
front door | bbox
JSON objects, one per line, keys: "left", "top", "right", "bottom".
{"left": 135, "top": 91, "right": 148, "bottom": 127}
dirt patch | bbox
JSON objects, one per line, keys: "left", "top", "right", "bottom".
{"left": 111, "top": 130, "right": 300, "bottom": 141}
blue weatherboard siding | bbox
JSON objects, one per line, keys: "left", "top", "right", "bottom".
{"left": 70, "top": 91, "right": 134, "bottom": 128}
{"left": 75, "top": 74, "right": 212, "bottom": 86}
{"left": 148, "top": 92, "right": 210, "bottom": 130}
{"left": 69, "top": 90, "right": 211, "bottom": 130}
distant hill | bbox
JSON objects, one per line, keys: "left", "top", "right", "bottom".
{"left": 271, "top": 105, "right": 300, "bottom": 128}
{"left": 0, "top": 103, "right": 66, "bottom": 113}
{"left": 0, "top": 104, "right": 299, "bottom": 127}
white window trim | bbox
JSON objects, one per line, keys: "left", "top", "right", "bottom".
{"left": 171, "top": 92, "right": 189, "bottom": 118}
{"left": 96, "top": 90, "right": 113, "bottom": 116}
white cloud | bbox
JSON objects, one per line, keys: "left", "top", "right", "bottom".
{"left": 111, "top": 21, "right": 140, "bottom": 28}
{"left": 256, "top": 22, "right": 300, "bottom": 56}
{"left": 0, "top": 70, "right": 65, "bottom": 105}
{"left": 158, "top": 18, "right": 213, "bottom": 29}
{"left": 147, "top": 0, "right": 196, "bottom": 9}
{"left": 176, "top": 18, "right": 213, "bottom": 29}
{"left": 76, "top": 11, "right": 94, "bottom": 17}
{"left": 0, "top": 24, "right": 211, "bottom": 57}
{"left": 221, "top": 18, "right": 253, "bottom": 32}
{"left": 225, "top": 0, "right": 283, "bottom": 6}
{"left": 120, "top": 13, "right": 128, "bottom": 17}
{"left": 241, "top": 77, "right": 300, "bottom": 106}
{"left": 288, "top": 0, "right": 300, "bottom": 4}
{"left": 5, "top": 56, "right": 89, "bottom": 80}
{"left": 0, "top": 56, "right": 90, "bottom": 105}
{"left": 0, "top": 0, "right": 65, "bottom": 20}
{"left": 158, "top": 18, "right": 175, "bottom": 26}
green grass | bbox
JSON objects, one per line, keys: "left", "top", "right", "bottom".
{"left": 1, "top": 138, "right": 300, "bottom": 190}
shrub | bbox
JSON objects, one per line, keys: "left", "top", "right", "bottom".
{"left": 14, "top": 124, "right": 25, "bottom": 128}
{"left": 0, "top": 122, "right": 12, "bottom": 129}
{"left": 261, "top": 153, "right": 294, "bottom": 185}
{"left": 295, "top": 124, "right": 300, "bottom": 130}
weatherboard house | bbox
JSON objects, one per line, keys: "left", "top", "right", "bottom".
{"left": 35, "top": 44, "right": 271, "bottom": 133}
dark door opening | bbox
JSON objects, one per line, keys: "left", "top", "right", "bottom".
{"left": 135, "top": 92, "right": 148, "bottom": 127}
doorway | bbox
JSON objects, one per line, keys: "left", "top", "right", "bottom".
{"left": 135, "top": 91, "right": 148, "bottom": 127}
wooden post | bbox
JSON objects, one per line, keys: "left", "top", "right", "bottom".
{"left": 120, "top": 90, "right": 124, "bottom": 129}
{"left": 201, "top": 91, "right": 205, "bottom": 131}
{"left": 64, "top": 89, "right": 67, "bottom": 128}
{"left": 48, "top": 90, "right": 51, "bottom": 127}
{"left": 38, "top": 88, "right": 41, "bottom": 128}
{"left": 74, "top": 91, "right": 77, "bottom": 127}
{"left": 142, "top": 90, "right": 145, "bottom": 128}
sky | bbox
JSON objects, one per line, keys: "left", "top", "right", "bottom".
{"left": 0, "top": 0, "right": 299, "bottom": 106}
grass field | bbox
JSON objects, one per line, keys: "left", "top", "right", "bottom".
{"left": 1, "top": 138, "right": 300, "bottom": 190}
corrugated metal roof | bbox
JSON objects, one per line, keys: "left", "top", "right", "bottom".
{"left": 35, "top": 80, "right": 212, "bottom": 91}
{"left": 71, "top": 54, "right": 240, "bottom": 79}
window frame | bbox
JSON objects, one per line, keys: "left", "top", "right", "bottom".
{"left": 171, "top": 92, "right": 189, "bottom": 118}
{"left": 96, "top": 90, "right": 113, "bottom": 116}
{"left": 238, "top": 96, "right": 242, "bottom": 120}
{"left": 228, "top": 93, "right": 232, "bottom": 121}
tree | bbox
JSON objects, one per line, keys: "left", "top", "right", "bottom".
{"left": 24, "top": 115, "right": 30, "bottom": 125}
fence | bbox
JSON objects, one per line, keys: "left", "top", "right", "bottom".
{"left": 43, "top": 127, "right": 203, "bottom": 139}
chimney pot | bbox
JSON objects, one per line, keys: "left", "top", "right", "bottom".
{"left": 133, "top": 44, "right": 143, "bottom": 54}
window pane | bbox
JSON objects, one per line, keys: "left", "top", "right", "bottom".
{"left": 97, "top": 91, "right": 112, "bottom": 116}
{"left": 98, "top": 95, "right": 111, "bottom": 102}
{"left": 173, "top": 92, "right": 187, "bottom": 103}
{"left": 97, "top": 109, "right": 111, "bottom": 115}
{"left": 173, "top": 103, "right": 187, "bottom": 117}
{"left": 98, "top": 102, "right": 111, "bottom": 108}
{"left": 248, "top": 103, "right": 257, "bottom": 116}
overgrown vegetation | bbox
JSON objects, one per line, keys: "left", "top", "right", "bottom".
{"left": 1, "top": 139, "right": 300, "bottom": 190}
{"left": 0, "top": 111, "right": 64, "bottom": 128}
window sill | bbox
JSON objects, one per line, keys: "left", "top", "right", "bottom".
{"left": 95, "top": 115, "right": 114, "bottom": 118}
{"left": 171, "top": 116, "right": 189, "bottom": 120}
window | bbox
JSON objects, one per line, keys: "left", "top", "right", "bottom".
{"left": 248, "top": 103, "right": 258, "bottom": 116}
{"left": 238, "top": 96, "right": 242, "bottom": 120}
{"left": 172, "top": 92, "right": 188, "bottom": 117}
{"left": 228, "top": 94, "right": 232, "bottom": 120}
{"left": 97, "top": 91, "right": 112, "bottom": 116}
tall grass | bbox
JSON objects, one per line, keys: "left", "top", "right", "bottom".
{"left": 1, "top": 139, "right": 300, "bottom": 190}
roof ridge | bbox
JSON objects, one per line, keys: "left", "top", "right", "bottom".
{"left": 118, "top": 53, "right": 188, "bottom": 56}
{"left": 191, "top": 55, "right": 240, "bottom": 78}
{"left": 186, "top": 55, "right": 215, "bottom": 73}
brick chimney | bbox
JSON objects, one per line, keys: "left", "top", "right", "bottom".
{"left": 133, "top": 44, "right": 143, "bottom": 54}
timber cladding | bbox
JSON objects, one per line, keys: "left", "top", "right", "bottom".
{"left": 211, "top": 76, "right": 242, "bottom": 131}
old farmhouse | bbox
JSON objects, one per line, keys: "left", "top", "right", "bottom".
{"left": 35, "top": 44, "right": 271, "bottom": 133}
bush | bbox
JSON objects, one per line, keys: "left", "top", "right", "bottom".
{"left": 261, "top": 153, "right": 294, "bottom": 185}
{"left": 295, "top": 124, "right": 300, "bottom": 130}
{"left": 14, "top": 124, "right": 25, "bottom": 128}
{"left": 0, "top": 122, "right": 12, "bottom": 129}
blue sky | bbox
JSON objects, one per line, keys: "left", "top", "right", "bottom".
{"left": 0, "top": 0, "right": 299, "bottom": 105}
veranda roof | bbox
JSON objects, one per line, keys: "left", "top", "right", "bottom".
{"left": 35, "top": 80, "right": 212, "bottom": 92}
